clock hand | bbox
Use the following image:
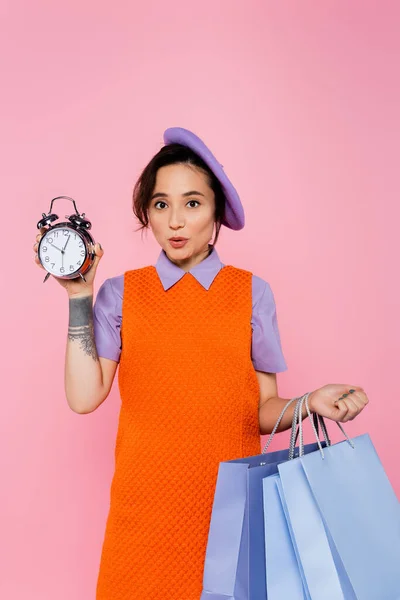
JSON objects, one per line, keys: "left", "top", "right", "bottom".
{"left": 48, "top": 242, "right": 63, "bottom": 252}
{"left": 62, "top": 234, "right": 71, "bottom": 252}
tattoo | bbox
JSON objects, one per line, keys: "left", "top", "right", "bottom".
{"left": 68, "top": 295, "right": 99, "bottom": 362}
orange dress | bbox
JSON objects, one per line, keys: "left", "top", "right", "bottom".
{"left": 96, "top": 264, "right": 261, "bottom": 599}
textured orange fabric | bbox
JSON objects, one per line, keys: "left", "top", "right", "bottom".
{"left": 96, "top": 265, "right": 261, "bottom": 599}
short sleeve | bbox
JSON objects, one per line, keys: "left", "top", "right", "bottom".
{"left": 93, "top": 276, "right": 123, "bottom": 363}
{"left": 251, "top": 276, "right": 288, "bottom": 373}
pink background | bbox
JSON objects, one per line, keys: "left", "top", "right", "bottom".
{"left": 1, "top": 1, "right": 399, "bottom": 597}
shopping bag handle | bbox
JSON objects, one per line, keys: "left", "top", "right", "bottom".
{"left": 288, "top": 400, "right": 332, "bottom": 460}
{"left": 261, "top": 395, "right": 321, "bottom": 455}
{"left": 261, "top": 393, "right": 353, "bottom": 459}
{"left": 261, "top": 397, "right": 298, "bottom": 454}
{"left": 260, "top": 395, "right": 322, "bottom": 455}
{"left": 297, "top": 392, "right": 355, "bottom": 459}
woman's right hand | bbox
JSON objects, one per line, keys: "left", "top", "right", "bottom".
{"left": 33, "top": 227, "right": 104, "bottom": 297}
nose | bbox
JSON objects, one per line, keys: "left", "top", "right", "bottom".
{"left": 169, "top": 206, "right": 185, "bottom": 229}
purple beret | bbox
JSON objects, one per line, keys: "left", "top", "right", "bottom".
{"left": 163, "top": 127, "right": 245, "bottom": 231}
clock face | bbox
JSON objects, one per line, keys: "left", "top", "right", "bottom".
{"left": 39, "top": 227, "right": 87, "bottom": 277}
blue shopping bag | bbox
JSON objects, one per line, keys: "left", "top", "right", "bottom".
{"left": 277, "top": 450, "right": 354, "bottom": 599}
{"left": 260, "top": 398, "right": 331, "bottom": 600}
{"left": 262, "top": 474, "right": 308, "bottom": 600}
{"left": 201, "top": 398, "right": 321, "bottom": 600}
{"left": 278, "top": 394, "right": 400, "bottom": 600}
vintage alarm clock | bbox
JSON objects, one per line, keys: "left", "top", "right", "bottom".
{"left": 37, "top": 196, "right": 96, "bottom": 283}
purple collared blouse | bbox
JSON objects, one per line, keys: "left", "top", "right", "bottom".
{"left": 93, "top": 245, "right": 288, "bottom": 374}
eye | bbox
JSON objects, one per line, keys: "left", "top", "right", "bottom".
{"left": 187, "top": 200, "right": 200, "bottom": 208}
{"left": 154, "top": 201, "right": 167, "bottom": 209}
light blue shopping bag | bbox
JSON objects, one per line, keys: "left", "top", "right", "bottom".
{"left": 201, "top": 398, "right": 321, "bottom": 600}
{"left": 260, "top": 395, "right": 332, "bottom": 600}
{"left": 262, "top": 474, "right": 308, "bottom": 600}
{"left": 278, "top": 393, "right": 400, "bottom": 600}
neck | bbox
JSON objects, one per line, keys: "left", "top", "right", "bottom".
{"left": 167, "top": 244, "right": 213, "bottom": 272}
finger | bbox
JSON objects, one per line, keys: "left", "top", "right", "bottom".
{"left": 347, "top": 393, "right": 368, "bottom": 421}
{"left": 348, "top": 392, "right": 367, "bottom": 410}
{"left": 340, "top": 397, "right": 360, "bottom": 421}
{"left": 36, "top": 227, "right": 47, "bottom": 241}
{"left": 340, "top": 385, "right": 364, "bottom": 395}
{"left": 353, "top": 390, "right": 369, "bottom": 406}
{"left": 94, "top": 242, "right": 104, "bottom": 258}
{"left": 34, "top": 254, "right": 44, "bottom": 268}
{"left": 342, "top": 389, "right": 369, "bottom": 420}
{"left": 337, "top": 397, "right": 364, "bottom": 422}
{"left": 334, "top": 399, "right": 349, "bottom": 421}
{"left": 337, "top": 385, "right": 367, "bottom": 404}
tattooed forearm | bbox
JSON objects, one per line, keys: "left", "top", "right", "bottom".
{"left": 68, "top": 295, "right": 99, "bottom": 362}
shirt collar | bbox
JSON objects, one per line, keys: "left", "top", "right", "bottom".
{"left": 155, "top": 244, "right": 225, "bottom": 291}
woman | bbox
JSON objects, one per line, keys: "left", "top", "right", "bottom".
{"left": 33, "top": 127, "right": 369, "bottom": 599}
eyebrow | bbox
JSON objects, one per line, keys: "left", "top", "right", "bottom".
{"left": 150, "top": 190, "right": 206, "bottom": 200}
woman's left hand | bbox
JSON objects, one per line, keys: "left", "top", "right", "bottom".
{"left": 308, "top": 384, "right": 369, "bottom": 423}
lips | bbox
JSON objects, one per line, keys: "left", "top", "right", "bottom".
{"left": 169, "top": 238, "right": 189, "bottom": 248}
{"left": 169, "top": 237, "right": 188, "bottom": 241}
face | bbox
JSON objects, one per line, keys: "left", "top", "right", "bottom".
{"left": 148, "top": 163, "right": 216, "bottom": 270}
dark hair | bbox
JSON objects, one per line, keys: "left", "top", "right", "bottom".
{"left": 132, "top": 143, "right": 226, "bottom": 246}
